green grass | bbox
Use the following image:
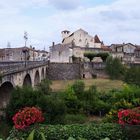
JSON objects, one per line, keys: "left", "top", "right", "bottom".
{"left": 51, "top": 78, "right": 124, "bottom": 92}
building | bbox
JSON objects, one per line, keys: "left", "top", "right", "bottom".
{"left": 0, "top": 46, "right": 49, "bottom": 61}
{"left": 50, "top": 28, "right": 111, "bottom": 63}
{"left": 62, "top": 28, "right": 102, "bottom": 48}
{"left": 110, "top": 43, "right": 140, "bottom": 64}
{"left": 50, "top": 43, "right": 73, "bottom": 63}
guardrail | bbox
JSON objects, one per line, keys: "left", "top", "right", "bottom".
{"left": 0, "top": 61, "right": 49, "bottom": 75}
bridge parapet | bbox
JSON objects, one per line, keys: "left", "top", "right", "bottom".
{"left": 0, "top": 61, "right": 49, "bottom": 75}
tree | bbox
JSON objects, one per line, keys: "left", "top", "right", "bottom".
{"left": 37, "top": 79, "right": 52, "bottom": 95}
{"left": 84, "top": 52, "right": 109, "bottom": 62}
{"left": 84, "top": 52, "right": 96, "bottom": 61}
{"left": 124, "top": 66, "right": 140, "bottom": 86}
{"left": 106, "top": 56, "right": 124, "bottom": 79}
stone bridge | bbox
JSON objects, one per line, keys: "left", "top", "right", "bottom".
{"left": 0, "top": 61, "right": 49, "bottom": 108}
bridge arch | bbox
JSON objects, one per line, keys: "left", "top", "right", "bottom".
{"left": 23, "top": 74, "right": 32, "bottom": 87}
{"left": 41, "top": 68, "right": 45, "bottom": 80}
{"left": 34, "top": 70, "right": 40, "bottom": 86}
{"left": 0, "top": 81, "right": 14, "bottom": 108}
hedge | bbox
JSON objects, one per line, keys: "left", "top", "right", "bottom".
{"left": 7, "top": 123, "right": 127, "bottom": 140}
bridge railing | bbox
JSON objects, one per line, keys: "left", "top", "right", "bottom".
{"left": 0, "top": 61, "right": 49, "bottom": 75}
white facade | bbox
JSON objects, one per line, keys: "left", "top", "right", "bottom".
{"left": 50, "top": 44, "right": 73, "bottom": 63}
{"left": 62, "top": 29, "right": 102, "bottom": 48}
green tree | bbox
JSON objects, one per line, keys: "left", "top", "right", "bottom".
{"left": 124, "top": 66, "right": 140, "bottom": 86}
{"left": 37, "top": 79, "right": 52, "bottom": 95}
{"left": 106, "top": 56, "right": 124, "bottom": 79}
{"left": 71, "top": 80, "right": 85, "bottom": 99}
{"left": 84, "top": 52, "right": 96, "bottom": 61}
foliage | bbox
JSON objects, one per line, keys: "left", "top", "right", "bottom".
{"left": 63, "top": 85, "right": 81, "bottom": 114}
{"left": 37, "top": 79, "right": 52, "bottom": 95}
{"left": 124, "top": 66, "right": 140, "bottom": 86}
{"left": 64, "top": 114, "right": 87, "bottom": 124}
{"left": 5, "top": 86, "right": 43, "bottom": 125}
{"left": 105, "top": 56, "right": 124, "bottom": 79}
{"left": 84, "top": 52, "right": 109, "bottom": 62}
{"left": 118, "top": 107, "right": 140, "bottom": 125}
{"left": 12, "top": 107, "right": 44, "bottom": 129}
{"left": 42, "top": 96, "right": 66, "bottom": 124}
{"left": 7, "top": 123, "right": 127, "bottom": 140}
{"left": 71, "top": 80, "right": 85, "bottom": 99}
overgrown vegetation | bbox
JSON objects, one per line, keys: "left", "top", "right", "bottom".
{"left": 105, "top": 56, "right": 125, "bottom": 79}
{"left": 124, "top": 66, "right": 140, "bottom": 86}
{"left": 1, "top": 72, "right": 140, "bottom": 139}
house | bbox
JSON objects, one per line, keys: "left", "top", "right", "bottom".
{"left": 50, "top": 43, "right": 73, "bottom": 63}
{"left": 0, "top": 46, "right": 49, "bottom": 61}
{"left": 110, "top": 43, "right": 139, "bottom": 64}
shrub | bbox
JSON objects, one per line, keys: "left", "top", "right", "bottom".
{"left": 12, "top": 107, "right": 44, "bottom": 130}
{"left": 37, "top": 79, "right": 52, "bottom": 95}
{"left": 5, "top": 86, "right": 43, "bottom": 125}
{"left": 118, "top": 107, "right": 140, "bottom": 125}
{"left": 7, "top": 123, "right": 127, "bottom": 140}
{"left": 114, "top": 99, "right": 134, "bottom": 110}
{"left": 106, "top": 56, "right": 124, "bottom": 79}
{"left": 124, "top": 66, "right": 140, "bottom": 86}
{"left": 64, "top": 114, "right": 87, "bottom": 124}
{"left": 63, "top": 86, "right": 81, "bottom": 114}
{"left": 71, "top": 80, "right": 85, "bottom": 99}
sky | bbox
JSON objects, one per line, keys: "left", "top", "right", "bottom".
{"left": 0, "top": 0, "right": 140, "bottom": 50}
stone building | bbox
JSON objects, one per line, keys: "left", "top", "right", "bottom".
{"left": 50, "top": 28, "right": 111, "bottom": 63}
{"left": 110, "top": 43, "right": 140, "bottom": 64}
{"left": 0, "top": 46, "right": 49, "bottom": 61}
{"left": 62, "top": 28, "right": 102, "bottom": 48}
{"left": 50, "top": 43, "right": 73, "bottom": 63}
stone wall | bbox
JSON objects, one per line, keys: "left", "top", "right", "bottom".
{"left": 82, "top": 62, "right": 108, "bottom": 79}
{"left": 47, "top": 63, "right": 81, "bottom": 80}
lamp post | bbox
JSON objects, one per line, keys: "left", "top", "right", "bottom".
{"left": 23, "top": 31, "right": 28, "bottom": 67}
{"left": 22, "top": 48, "right": 28, "bottom": 67}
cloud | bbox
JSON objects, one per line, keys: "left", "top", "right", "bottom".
{"left": 48, "top": 0, "right": 82, "bottom": 10}
{"left": 0, "top": 0, "right": 140, "bottom": 50}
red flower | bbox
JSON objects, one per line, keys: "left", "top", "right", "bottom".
{"left": 118, "top": 107, "right": 140, "bottom": 125}
{"left": 12, "top": 107, "right": 44, "bottom": 130}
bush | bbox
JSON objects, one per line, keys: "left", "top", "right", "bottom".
{"left": 71, "top": 80, "right": 85, "bottom": 99}
{"left": 106, "top": 56, "right": 124, "bottom": 79}
{"left": 5, "top": 86, "right": 43, "bottom": 125}
{"left": 7, "top": 123, "right": 127, "bottom": 140}
{"left": 12, "top": 107, "right": 44, "bottom": 129}
{"left": 63, "top": 86, "right": 81, "bottom": 114}
{"left": 64, "top": 114, "right": 87, "bottom": 124}
{"left": 37, "top": 79, "right": 52, "bottom": 95}
{"left": 118, "top": 107, "right": 140, "bottom": 125}
{"left": 124, "top": 66, "right": 140, "bottom": 86}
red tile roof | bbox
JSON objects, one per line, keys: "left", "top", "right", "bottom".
{"left": 94, "top": 35, "right": 101, "bottom": 43}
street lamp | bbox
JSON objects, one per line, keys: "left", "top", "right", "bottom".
{"left": 22, "top": 47, "right": 28, "bottom": 67}
{"left": 23, "top": 31, "right": 28, "bottom": 67}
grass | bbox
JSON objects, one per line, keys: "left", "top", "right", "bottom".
{"left": 51, "top": 78, "right": 124, "bottom": 92}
